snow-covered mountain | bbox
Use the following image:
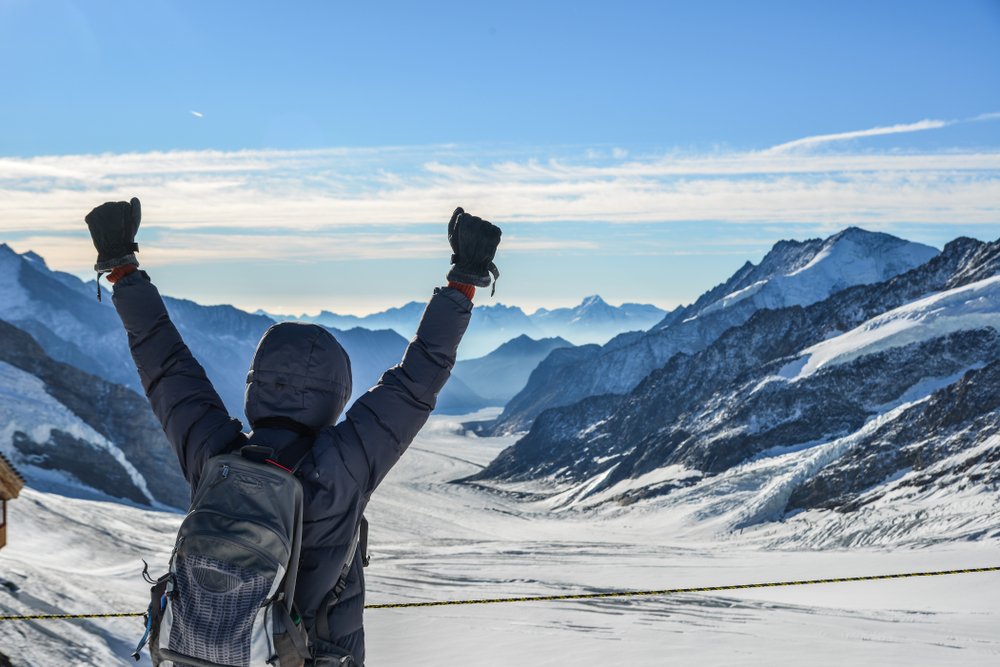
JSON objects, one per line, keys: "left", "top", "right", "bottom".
{"left": 0, "top": 243, "right": 134, "bottom": 389}
{"left": 452, "top": 335, "right": 574, "bottom": 404}
{"left": 490, "top": 227, "right": 939, "bottom": 434}
{"left": 467, "top": 235, "right": 1000, "bottom": 523}
{"left": 295, "top": 301, "right": 427, "bottom": 335}
{"left": 0, "top": 244, "right": 476, "bottom": 417}
{"left": 530, "top": 295, "right": 666, "bottom": 342}
{"left": 0, "top": 319, "right": 187, "bottom": 509}
{"left": 268, "top": 295, "right": 666, "bottom": 359}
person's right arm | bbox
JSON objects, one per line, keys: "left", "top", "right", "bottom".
{"left": 111, "top": 270, "right": 244, "bottom": 489}
{"left": 86, "top": 198, "right": 243, "bottom": 490}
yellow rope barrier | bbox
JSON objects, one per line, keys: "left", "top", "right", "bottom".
{"left": 1, "top": 565, "right": 997, "bottom": 621}
{"left": 366, "top": 565, "right": 1000, "bottom": 609}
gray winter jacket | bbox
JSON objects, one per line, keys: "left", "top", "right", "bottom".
{"left": 112, "top": 270, "right": 472, "bottom": 665}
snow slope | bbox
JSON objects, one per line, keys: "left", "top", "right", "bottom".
{"left": 782, "top": 275, "right": 1000, "bottom": 380}
{"left": 2, "top": 413, "right": 998, "bottom": 666}
{"left": 699, "top": 227, "right": 938, "bottom": 317}
{"left": 0, "top": 361, "right": 154, "bottom": 505}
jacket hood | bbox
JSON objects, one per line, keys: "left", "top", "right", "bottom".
{"left": 245, "top": 322, "right": 352, "bottom": 431}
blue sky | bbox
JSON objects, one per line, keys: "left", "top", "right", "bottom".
{"left": 1, "top": 0, "right": 999, "bottom": 314}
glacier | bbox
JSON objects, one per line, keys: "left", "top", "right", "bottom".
{"left": 1, "top": 414, "right": 998, "bottom": 666}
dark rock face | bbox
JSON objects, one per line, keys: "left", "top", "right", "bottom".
{"left": 0, "top": 319, "right": 188, "bottom": 508}
{"left": 788, "top": 360, "right": 1000, "bottom": 512}
{"left": 465, "top": 393, "right": 624, "bottom": 482}
{"left": 469, "top": 236, "right": 1000, "bottom": 519}
{"left": 620, "top": 329, "right": 997, "bottom": 478}
{"left": 13, "top": 430, "right": 148, "bottom": 505}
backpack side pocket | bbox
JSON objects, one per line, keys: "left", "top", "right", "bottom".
{"left": 132, "top": 572, "right": 171, "bottom": 665}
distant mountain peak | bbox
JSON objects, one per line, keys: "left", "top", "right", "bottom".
{"left": 21, "top": 250, "right": 47, "bottom": 267}
{"left": 826, "top": 226, "right": 900, "bottom": 247}
{"left": 495, "top": 333, "right": 572, "bottom": 353}
{"left": 579, "top": 294, "right": 607, "bottom": 307}
{"left": 477, "top": 302, "right": 528, "bottom": 315}
{"left": 831, "top": 225, "right": 875, "bottom": 239}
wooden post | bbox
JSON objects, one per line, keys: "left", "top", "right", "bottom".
{"left": 0, "top": 453, "right": 24, "bottom": 551}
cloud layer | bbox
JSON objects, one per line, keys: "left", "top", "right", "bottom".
{"left": 1, "top": 122, "right": 998, "bottom": 272}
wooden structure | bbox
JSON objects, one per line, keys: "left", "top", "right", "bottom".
{"left": 0, "top": 453, "right": 24, "bottom": 550}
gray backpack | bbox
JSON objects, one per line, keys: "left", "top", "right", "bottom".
{"left": 133, "top": 443, "right": 358, "bottom": 667}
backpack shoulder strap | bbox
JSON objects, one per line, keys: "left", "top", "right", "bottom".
{"left": 314, "top": 517, "right": 366, "bottom": 643}
{"left": 359, "top": 517, "right": 370, "bottom": 567}
{"left": 273, "top": 435, "right": 316, "bottom": 473}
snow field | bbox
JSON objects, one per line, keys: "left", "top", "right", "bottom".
{"left": 1, "top": 413, "right": 998, "bottom": 665}
{"left": 366, "top": 417, "right": 1000, "bottom": 666}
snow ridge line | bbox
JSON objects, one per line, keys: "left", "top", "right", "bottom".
{"left": 4, "top": 566, "right": 999, "bottom": 619}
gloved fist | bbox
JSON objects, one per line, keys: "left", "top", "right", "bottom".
{"left": 85, "top": 197, "right": 142, "bottom": 273}
{"left": 447, "top": 207, "right": 502, "bottom": 292}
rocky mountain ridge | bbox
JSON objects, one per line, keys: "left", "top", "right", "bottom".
{"left": 466, "top": 235, "right": 1000, "bottom": 526}
{"left": 490, "top": 227, "right": 938, "bottom": 434}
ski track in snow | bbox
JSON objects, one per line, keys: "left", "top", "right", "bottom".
{"left": 1, "top": 412, "right": 999, "bottom": 666}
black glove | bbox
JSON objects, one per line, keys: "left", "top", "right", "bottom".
{"left": 85, "top": 197, "right": 142, "bottom": 273}
{"left": 447, "top": 207, "right": 502, "bottom": 293}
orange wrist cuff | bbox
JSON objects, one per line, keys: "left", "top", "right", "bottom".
{"left": 448, "top": 281, "right": 475, "bottom": 301}
{"left": 107, "top": 264, "right": 138, "bottom": 284}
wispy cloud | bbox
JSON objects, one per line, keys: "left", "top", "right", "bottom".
{"left": 190, "top": 110, "right": 204, "bottom": 118}
{"left": 766, "top": 119, "right": 951, "bottom": 152}
{"left": 766, "top": 111, "right": 1000, "bottom": 153}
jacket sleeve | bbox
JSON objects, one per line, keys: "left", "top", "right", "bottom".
{"left": 111, "top": 270, "right": 244, "bottom": 490}
{"left": 333, "top": 286, "right": 472, "bottom": 497}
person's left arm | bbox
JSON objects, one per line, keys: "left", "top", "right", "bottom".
{"left": 328, "top": 208, "right": 500, "bottom": 497}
